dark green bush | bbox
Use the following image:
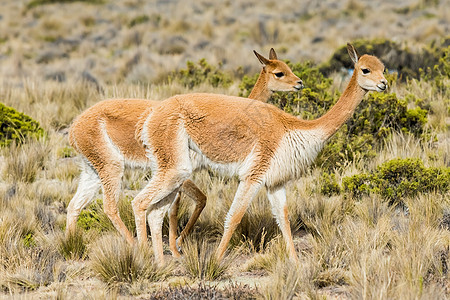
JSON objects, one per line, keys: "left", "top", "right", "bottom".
{"left": 342, "top": 158, "right": 450, "bottom": 205}
{"left": 319, "top": 172, "right": 341, "bottom": 196}
{"left": 169, "top": 58, "right": 233, "bottom": 89}
{"left": 418, "top": 44, "right": 450, "bottom": 96}
{"left": 0, "top": 103, "right": 44, "bottom": 147}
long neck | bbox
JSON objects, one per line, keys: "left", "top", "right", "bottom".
{"left": 292, "top": 71, "right": 367, "bottom": 141}
{"left": 248, "top": 68, "right": 272, "bottom": 102}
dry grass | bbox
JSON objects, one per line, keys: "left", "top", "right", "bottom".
{"left": 56, "top": 228, "right": 88, "bottom": 260}
{"left": 181, "top": 235, "right": 236, "bottom": 281}
{"left": 89, "top": 234, "right": 171, "bottom": 286}
{"left": 0, "top": 0, "right": 448, "bottom": 298}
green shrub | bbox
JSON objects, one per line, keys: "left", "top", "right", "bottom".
{"left": 57, "top": 146, "right": 76, "bottom": 158}
{"left": 343, "top": 158, "right": 450, "bottom": 205}
{"left": 0, "top": 103, "right": 44, "bottom": 147}
{"left": 319, "top": 172, "right": 341, "bottom": 196}
{"left": 23, "top": 233, "right": 37, "bottom": 248}
{"left": 275, "top": 61, "right": 337, "bottom": 119}
{"left": 418, "top": 44, "right": 450, "bottom": 95}
{"left": 168, "top": 58, "right": 233, "bottom": 89}
{"left": 238, "top": 72, "right": 259, "bottom": 98}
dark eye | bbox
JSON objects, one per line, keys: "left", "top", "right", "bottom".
{"left": 274, "top": 72, "right": 284, "bottom": 78}
{"left": 362, "top": 68, "right": 370, "bottom": 74}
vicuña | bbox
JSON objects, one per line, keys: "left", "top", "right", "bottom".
{"left": 67, "top": 49, "right": 302, "bottom": 256}
{"left": 133, "top": 43, "right": 388, "bottom": 264}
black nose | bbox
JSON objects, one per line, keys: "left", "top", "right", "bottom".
{"left": 381, "top": 79, "right": 388, "bottom": 86}
{"left": 297, "top": 80, "right": 303, "bottom": 85}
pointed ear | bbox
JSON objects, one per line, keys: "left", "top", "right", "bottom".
{"left": 253, "top": 50, "right": 270, "bottom": 66}
{"left": 269, "top": 48, "right": 278, "bottom": 60}
{"left": 347, "top": 43, "right": 359, "bottom": 65}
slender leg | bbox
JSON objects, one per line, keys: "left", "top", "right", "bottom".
{"left": 175, "top": 179, "right": 207, "bottom": 249}
{"left": 168, "top": 191, "right": 182, "bottom": 257}
{"left": 215, "top": 180, "right": 262, "bottom": 261}
{"left": 267, "top": 187, "right": 298, "bottom": 262}
{"left": 132, "top": 170, "right": 190, "bottom": 265}
{"left": 148, "top": 189, "right": 180, "bottom": 262}
{"left": 66, "top": 161, "right": 101, "bottom": 236}
{"left": 99, "top": 162, "right": 135, "bottom": 246}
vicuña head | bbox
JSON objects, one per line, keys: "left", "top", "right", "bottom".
{"left": 250, "top": 48, "right": 303, "bottom": 100}
{"left": 347, "top": 42, "right": 387, "bottom": 92}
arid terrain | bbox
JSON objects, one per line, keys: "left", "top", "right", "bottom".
{"left": 0, "top": 0, "right": 449, "bottom": 299}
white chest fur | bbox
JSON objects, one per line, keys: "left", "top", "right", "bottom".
{"left": 264, "top": 129, "right": 325, "bottom": 188}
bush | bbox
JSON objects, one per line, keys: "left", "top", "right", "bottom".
{"left": 419, "top": 44, "right": 450, "bottom": 95}
{"left": 149, "top": 282, "right": 259, "bottom": 299}
{"left": 342, "top": 158, "right": 450, "bottom": 205}
{"left": 0, "top": 103, "right": 44, "bottom": 147}
{"left": 168, "top": 58, "right": 233, "bottom": 89}
{"left": 319, "top": 172, "right": 341, "bottom": 196}
{"left": 128, "top": 15, "right": 149, "bottom": 27}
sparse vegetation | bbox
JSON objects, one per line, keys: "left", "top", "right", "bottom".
{"left": 0, "top": 0, "right": 448, "bottom": 297}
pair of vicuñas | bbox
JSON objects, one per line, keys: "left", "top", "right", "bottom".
{"left": 67, "top": 43, "right": 387, "bottom": 265}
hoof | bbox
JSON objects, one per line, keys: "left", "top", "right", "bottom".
{"left": 175, "top": 237, "right": 182, "bottom": 253}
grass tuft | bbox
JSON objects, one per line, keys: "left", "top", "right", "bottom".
{"left": 263, "top": 259, "right": 303, "bottom": 300}
{"left": 90, "top": 234, "right": 170, "bottom": 285}
{"left": 181, "top": 235, "right": 235, "bottom": 281}
{"left": 2, "top": 139, "right": 49, "bottom": 183}
{"left": 57, "top": 228, "right": 88, "bottom": 260}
